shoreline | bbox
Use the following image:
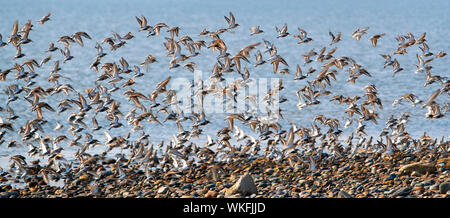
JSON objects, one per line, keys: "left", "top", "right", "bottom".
{"left": 1, "top": 149, "right": 449, "bottom": 198}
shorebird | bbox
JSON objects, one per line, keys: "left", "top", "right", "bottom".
{"left": 435, "top": 51, "right": 447, "bottom": 59}
{"left": 8, "top": 20, "right": 20, "bottom": 45}
{"left": 58, "top": 35, "right": 75, "bottom": 47}
{"left": 0, "top": 34, "right": 7, "bottom": 47}
{"left": 0, "top": 117, "right": 14, "bottom": 131}
{"left": 136, "top": 15, "right": 151, "bottom": 32}
{"left": 140, "top": 54, "right": 157, "bottom": 72}
{"left": 329, "top": 31, "right": 341, "bottom": 45}
{"left": 351, "top": 27, "right": 369, "bottom": 41}
{"left": 14, "top": 45, "right": 25, "bottom": 59}
{"left": 31, "top": 102, "right": 55, "bottom": 120}
{"left": 270, "top": 55, "right": 289, "bottom": 73}
{"left": 276, "top": 24, "right": 289, "bottom": 38}
{"left": 394, "top": 93, "right": 423, "bottom": 107}
{"left": 71, "top": 32, "right": 91, "bottom": 47}
{"left": 293, "top": 27, "right": 312, "bottom": 44}
{"left": 38, "top": 12, "right": 52, "bottom": 24}
{"left": 60, "top": 47, "right": 73, "bottom": 62}
{"left": 391, "top": 59, "right": 403, "bottom": 76}
{"left": 224, "top": 12, "right": 239, "bottom": 30}
{"left": 254, "top": 50, "right": 266, "bottom": 67}
{"left": 369, "top": 33, "right": 386, "bottom": 47}
{"left": 294, "top": 64, "right": 307, "bottom": 80}
{"left": 250, "top": 26, "right": 263, "bottom": 35}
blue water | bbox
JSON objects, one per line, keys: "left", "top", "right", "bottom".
{"left": 0, "top": 0, "right": 448, "bottom": 168}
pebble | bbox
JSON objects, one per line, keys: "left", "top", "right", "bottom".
{"left": 405, "top": 156, "right": 416, "bottom": 162}
{"left": 181, "top": 184, "right": 192, "bottom": 190}
{"left": 420, "top": 180, "right": 434, "bottom": 186}
{"left": 205, "top": 190, "right": 218, "bottom": 198}
{"left": 391, "top": 187, "right": 411, "bottom": 197}
{"left": 439, "top": 182, "right": 450, "bottom": 194}
{"left": 227, "top": 174, "right": 258, "bottom": 196}
{"left": 2, "top": 149, "right": 449, "bottom": 198}
{"left": 157, "top": 186, "right": 169, "bottom": 194}
{"left": 430, "top": 184, "right": 439, "bottom": 191}
{"left": 411, "top": 171, "right": 423, "bottom": 177}
{"left": 385, "top": 173, "right": 397, "bottom": 181}
{"left": 399, "top": 162, "right": 436, "bottom": 175}
{"left": 338, "top": 190, "right": 352, "bottom": 198}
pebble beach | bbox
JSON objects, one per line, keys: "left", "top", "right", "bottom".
{"left": 0, "top": 0, "right": 449, "bottom": 199}
{"left": 2, "top": 150, "right": 449, "bottom": 198}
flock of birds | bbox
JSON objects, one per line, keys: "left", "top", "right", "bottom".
{"left": 0, "top": 12, "right": 448, "bottom": 188}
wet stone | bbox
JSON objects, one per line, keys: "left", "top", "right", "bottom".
{"left": 338, "top": 190, "right": 352, "bottom": 198}
{"left": 399, "top": 163, "right": 436, "bottom": 175}
{"left": 228, "top": 174, "right": 258, "bottom": 196}
{"left": 391, "top": 187, "right": 411, "bottom": 197}
{"left": 157, "top": 186, "right": 169, "bottom": 194}
{"left": 439, "top": 182, "right": 450, "bottom": 194}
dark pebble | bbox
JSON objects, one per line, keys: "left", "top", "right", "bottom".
{"left": 385, "top": 173, "right": 397, "bottom": 181}
{"left": 391, "top": 187, "right": 411, "bottom": 197}
{"left": 405, "top": 156, "right": 415, "bottom": 162}
{"left": 181, "top": 184, "right": 192, "bottom": 190}
{"left": 439, "top": 182, "right": 450, "bottom": 194}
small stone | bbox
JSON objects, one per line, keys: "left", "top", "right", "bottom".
{"left": 405, "top": 156, "right": 416, "bottom": 162}
{"left": 411, "top": 171, "right": 423, "bottom": 177}
{"left": 199, "top": 187, "right": 208, "bottom": 195}
{"left": 79, "top": 174, "right": 89, "bottom": 181}
{"left": 399, "top": 162, "right": 436, "bottom": 175}
{"left": 205, "top": 190, "right": 218, "bottom": 198}
{"left": 227, "top": 174, "right": 258, "bottom": 196}
{"left": 298, "top": 180, "right": 307, "bottom": 186}
{"left": 391, "top": 187, "right": 411, "bottom": 197}
{"left": 421, "top": 180, "right": 435, "bottom": 187}
{"left": 430, "top": 184, "right": 439, "bottom": 191}
{"left": 312, "top": 172, "right": 321, "bottom": 177}
{"left": 384, "top": 173, "right": 397, "bottom": 181}
{"left": 157, "top": 186, "right": 169, "bottom": 194}
{"left": 264, "top": 168, "right": 274, "bottom": 175}
{"left": 439, "top": 182, "right": 450, "bottom": 194}
{"left": 181, "top": 184, "right": 192, "bottom": 190}
{"left": 8, "top": 191, "right": 19, "bottom": 198}
{"left": 338, "top": 190, "right": 352, "bottom": 198}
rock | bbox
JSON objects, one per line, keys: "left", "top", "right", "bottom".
{"left": 338, "top": 190, "right": 352, "bottom": 198}
{"left": 79, "top": 174, "right": 89, "bottom": 181}
{"left": 411, "top": 171, "right": 423, "bottom": 177}
{"left": 439, "top": 182, "right": 450, "bottom": 194}
{"left": 7, "top": 191, "right": 19, "bottom": 198}
{"left": 399, "top": 162, "right": 436, "bottom": 175}
{"left": 264, "top": 168, "right": 274, "bottom": 175}
{"left": 384, "top": 173, "right": 397, "bottom": 181}
{"left": 227, "top": 174, "right": 257, "bottom": 196}
{"left": 0, "top": 192, "right": 10, "bottom": 198}
{"left": 298, "top": 180, "right": 307, "bottom": 186}
{"left": 312, "top": 172, "right": 321, "bottom": 177}
{"left": 420, "top": 180, "right": 434, "bottom": 187}
{"left": 391, "top": 187, "right": 411, "bottom": 197}
{"left": 430, "top": 184, "right": 439, "bottom": 191}
{"left": 157, "top": 186, "right": 169, "bottom": 194}
{"left": 205, "top": 190, "right": 218, "bottom": 198}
